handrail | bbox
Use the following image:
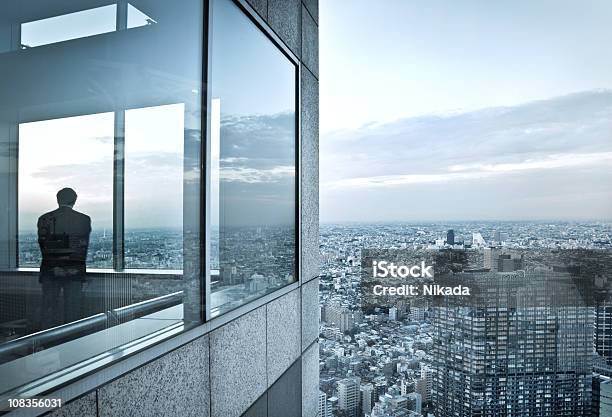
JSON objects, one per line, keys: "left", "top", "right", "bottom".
{"left": 0, "top": 291, "right": 183, "bottom": 361}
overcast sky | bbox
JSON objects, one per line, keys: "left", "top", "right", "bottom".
{"left": 320, "top": 0, "right": 612, "bottom": 222}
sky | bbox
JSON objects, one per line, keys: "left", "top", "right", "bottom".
{"left": 320, "top": 0, "right": 612, "bottom": 222}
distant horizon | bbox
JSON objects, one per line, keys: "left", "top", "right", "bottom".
{"left": 320, "top": 218, "right": 612, "bottom": 225}
{"left": 20, "top": 218, "right": 611, "bottom": 233}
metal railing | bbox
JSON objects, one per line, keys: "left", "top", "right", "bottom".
{"left": 0, "top": 291, "right": 183, "bottom": 361}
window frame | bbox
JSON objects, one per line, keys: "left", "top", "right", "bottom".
{"left": 202, "top": 0, "right": 302, "bottom": 321}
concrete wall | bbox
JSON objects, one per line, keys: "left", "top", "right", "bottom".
{"left": 31, "top": 0, "right": 320, "bottom": 416}
{"left": 41, "top": 282, "right": 319, "bottom": 417}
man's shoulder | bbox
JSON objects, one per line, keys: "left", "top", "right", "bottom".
{"left": 38, "top": 208, "right": 90, "bottom": 223}
{"left": 71, "top": 210, "right": 91, "bottom": 223}
{"left": 38, "top": 209, "right": 60, "bottom": 222}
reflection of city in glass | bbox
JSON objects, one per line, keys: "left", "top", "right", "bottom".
{"left": 18, "top": 229, "right": 183, "bottom": 270}
{"left": 17, "top": 102, "right": 186, "bottom": 271}
{"left": 209, "top": 0, "right": 297, "bottom": 315}
{"left": 0, "top": 0, "right": 204, "bottom": 398}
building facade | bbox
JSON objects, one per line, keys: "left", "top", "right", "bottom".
{"left": 0, "top": 0, "right": 319, "bottom": 416}
{"left": 338, "top": 377, "right": 361, "bottom": 417}
{"left": 600, "top": 379, "right": 612, "bottom": 417}
{"left": 432, "top": 270, "right": 593, "bottom": 417}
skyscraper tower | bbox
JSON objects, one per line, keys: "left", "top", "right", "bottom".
{"left": 446, "top": 229, "right": 455, "bottom": 246}
{"left": 595, "top": 304, "right": 612, "bottom": 365}
{"left": 338, "top": 377, "right": 361, "bottom": 417}
{"left": 360, "top": 383, "right": 375, "bottom": 416}
{"left": 319, "top": 390, "right": 333, "bottom": 417}
{"left": 432, "top": 270, "right": 592, "bottom": 417}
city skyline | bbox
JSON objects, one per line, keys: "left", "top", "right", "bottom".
{"left": 318, "top": 220, "right": 612, "bottom": 416}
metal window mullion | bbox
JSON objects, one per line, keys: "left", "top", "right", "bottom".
{"left": 116, "top": 0, "right": 128, "bottom": 31}
{"left": 113, "top": 1, "right": 127, "bottom": 272}
{"left": 113, "top": 111, "right": 125, "bottom": 271}
{"left": 9, "top": 23, "right": 20, "bottom": 268}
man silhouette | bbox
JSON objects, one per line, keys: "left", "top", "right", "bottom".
{"left": 38, "top": 188, "right": 91, "bottom": 328}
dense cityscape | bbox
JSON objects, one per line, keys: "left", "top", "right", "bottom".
{"left": 19, "top": 228, "right": 183, "bottom": 270}
{"left": 16, "top": 221, "right": 612, "bottom": 416}
{"left": 318, "top": 221, "right": 612, "bottom": 417}
{"left": 19, "top": 226, "right": 295, "bottom": 316}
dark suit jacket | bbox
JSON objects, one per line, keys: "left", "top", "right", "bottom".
{"left": 38, "top": 206, "right": 91, "bottom": 282}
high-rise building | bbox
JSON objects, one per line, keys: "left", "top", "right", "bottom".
{"left": 472, "top": 232, "right": 486, "bottom": 247}
{"left": 360, "top": 383, "right": 375, "bottom": 416}
{"left": 320, "top": 390, "right": 333, "bottom": 417}
{"left": 601, "top": 379, "right": 612, "bottom": 417}
{"left": 446, "top": 229, "right": 455, "bottom": 245}
{"left": 389, "top": 307, "right": 397, "bottom": 321}
{"left": 409, "top": 306, "right": 425, "bottom": 322}
{"left": 416, "top": 364, "right": 433, "bottom": 403}
{"left": 483, "top": 247, "right": 500, "bottom": 271}
{"left": 373, "top": 376, "right": 388, "bottom": 398}
{"left": 494, "top": 230, "right": 509, "bottom": 243}
{"left": 406, "top": 392, "right": 422, "bottom": 414}
{"left": 432, "top": 270, "right": 593, "bottom": 416}
{"left": 400, "top": 378, "right": 415, "bottom": 396}
{"left": 596, "top": 304, "right": 612, "bottom": 364}
{"left": 593, "top": 372, "right": 612, "bottom": 417}
{"left": 483, "top": 248, "right": 523, "bottom": 272}
{"left": 594, "top": 304, "right": 612, "bottom": 416}
{"left": 498, "top": 253, "right": 524, "bottom": 272}
{"left": 325, "top": 302, "right": 361, "bottom": 332}
{"left": 338, "top": 377, "right": 361, "bottom": 417}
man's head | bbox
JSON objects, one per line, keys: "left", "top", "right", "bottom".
{"left": 56, "top": 188, "right": 77, "bottom": 207}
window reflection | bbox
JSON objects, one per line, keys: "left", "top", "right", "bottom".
{"left": 20, "top": 5, "right": 117, "bottom": 48}
{"left": 0, "top": 0, "right": 203, "bottom": 399}
{"left": 18, "top": 113, "right": 114, "bottom": 269}
{"left": 124, "top": 104, "right": 184, "bottom": 270}
{"left": 210, "top": 0, "right": 297, "bottom": 316}
{"left": 20, "top": 3, "right": 155, "bottom": 50}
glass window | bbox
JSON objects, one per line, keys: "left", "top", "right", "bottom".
{"left": 209, "top": 0, "right": 297, "bottom": 317}
{"left": 124, "top": 104, "right": 185, "bottom": 270}
{"left": 18, "top": 113, "right": 114, "bottom": 269}
{"left": 0, "top": 0, "right": 203, "bottom": 403}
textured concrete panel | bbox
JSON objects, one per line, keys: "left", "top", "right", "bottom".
{"left": 267, "top": 290, "right": 301, "bottom": 385}
{"left": 98, "top": 336, "right": 210, "bottom": 417}
{"left": 303, "top": 0, "right": 318, "bottom": 23}
{"left": 301, "top": 277, "right": 319, "bottom": 350}
{"left": 268, "top": 0, "right": 301, "bottom": 56}
{"left": 301, "top": 342, "right": 319, "bottom": 417}
{"left": 246, "top": 0, "right": 267, "bottom": 20}
{"left": 47, "top": 392, "right": 96, "bottom": 417}
{"left": 301, "top": 66, "right": 320, "bottom": 284}
{"left": 211, "top": 307, "right": 267, "bottom": 417}
{"left": 301, "top": 5, "right": 318, "bottom": 78}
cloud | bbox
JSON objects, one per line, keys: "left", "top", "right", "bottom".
{"left": 320, "top": 90, "right": 612, "bottom": 221}
{"left": 220, "top": 165, "right": 295, "bottom": 183}
{"left": 325, "top": 152, "right": 612, "bottom": 188}
{"left": 220, "top": 112, "right": 295, "bottom": 171}
{"left": 322, "top": 90, "right": 612, "bottom": 184}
